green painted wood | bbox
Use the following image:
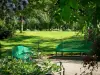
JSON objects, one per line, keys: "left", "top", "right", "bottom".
{"left": 56, "top": 40, "right": 92, "bottom": 53}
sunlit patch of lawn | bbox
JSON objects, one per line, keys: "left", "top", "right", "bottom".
{"left": 0, "top": 31, "right": 83, "bottom": 57}
{"left": 16, "top": 31, "right": 77, "bottom": 39}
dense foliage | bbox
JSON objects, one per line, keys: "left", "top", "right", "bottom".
{"left": 0, "top": 57, "right": 60, "bottom": 75}
{"left": 0, "top": 0, "right": 86, "bottom": 32}
{"left": 54, "top": 0, "right": 100, "bottom": 56}
{"left": 0, "top": 0, "right": 100, "bottom": 31}
{"left": 0, "top": 0, "right": 29, "bottom": 34}
{"left": 0, "top": 25, "right": 13, "bottom": 39}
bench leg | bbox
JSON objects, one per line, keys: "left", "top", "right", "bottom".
{"left": 80, "top": 52, "right": 83, "bottom": 56}
{"left": 71, "top": 52, "right": 72, "bottom": 56}
{"left": 61, "top": 52, "right": 63, "bottom": 56}
{"left": 63, "top": 68, "right": 65, "bottom": 75}
{"left": 80, "top": 52, "right": 81, "bottom": 56}
{"left": 56, "top": 52, "right": 57, "bottom": 56}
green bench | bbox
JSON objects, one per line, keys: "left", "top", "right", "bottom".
{"left": 56, "top": 40, "right": 92, "bottom": 56}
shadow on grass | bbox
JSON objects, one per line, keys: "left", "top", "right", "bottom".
{"left": 0, "top": 49, "right": 12, "bottom": 58}
{"left": 49, "top": 56, "right": 83, "bottom": 61}
{"left": 39, "top": 36, "right": 85, "bottom": 52}
{"left": 0, "top": 34, "right": 84, "bottom": 58}
{"left": 7, "top": 35, "right": 41, "bottom": 42}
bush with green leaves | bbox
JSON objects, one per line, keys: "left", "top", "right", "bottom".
{"left": 0, "top": 25, "right": 13, "bottom": 40}
{"left": 0, "top": 57, "right": 60, "bottom": 75}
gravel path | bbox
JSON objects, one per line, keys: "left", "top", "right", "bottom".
{"left": 49, "top": 57, "right": 100, "bottom": 75}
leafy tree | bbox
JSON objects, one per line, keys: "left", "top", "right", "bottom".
{"left": 0, "top": 0, "right": 29, "bottom": 33}
{"left": 54, "top": 0, "right": 100, "bottom": 56}
{"left": 55, "top": 0, "right": 100, "bottom": 37}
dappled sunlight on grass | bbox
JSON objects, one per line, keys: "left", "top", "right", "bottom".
{"left": 0, "top": 31, "right": 83, "bottom": 57}
{"left": 16, "top": 31, "right": 78, "bottom": 39}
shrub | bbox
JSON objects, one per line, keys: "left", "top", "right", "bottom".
{"left": 0, "top": 57, "right": 60, "bottom": 75}
{"left": 0, "top": 25, "right": 13, "bottom": 40}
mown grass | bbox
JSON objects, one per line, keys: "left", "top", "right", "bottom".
{"left": 0, "top": 31, "right": 84, "bottom": 57}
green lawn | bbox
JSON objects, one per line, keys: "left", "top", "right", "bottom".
{"left": 0, "top": 31, "right": 84, "bottom": 57}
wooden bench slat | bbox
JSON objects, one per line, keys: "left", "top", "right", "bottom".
{"left": 56, "top": 41, "right": 93, "bottom": 56}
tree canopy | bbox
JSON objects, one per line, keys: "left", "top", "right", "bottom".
{"left": 0, "top": 0, "right": 100, "bottom": 32}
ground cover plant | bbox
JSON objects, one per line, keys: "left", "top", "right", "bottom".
{"left": 0, "top": 56, "right": 60, "bottom": 75}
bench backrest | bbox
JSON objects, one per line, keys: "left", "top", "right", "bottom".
{"left": 56, "top": 40, "right": 93, "bottom": 51}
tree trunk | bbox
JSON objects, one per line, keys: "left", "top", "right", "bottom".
{"left": 20, "top": 21, "right": 23, "bottom": 33}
